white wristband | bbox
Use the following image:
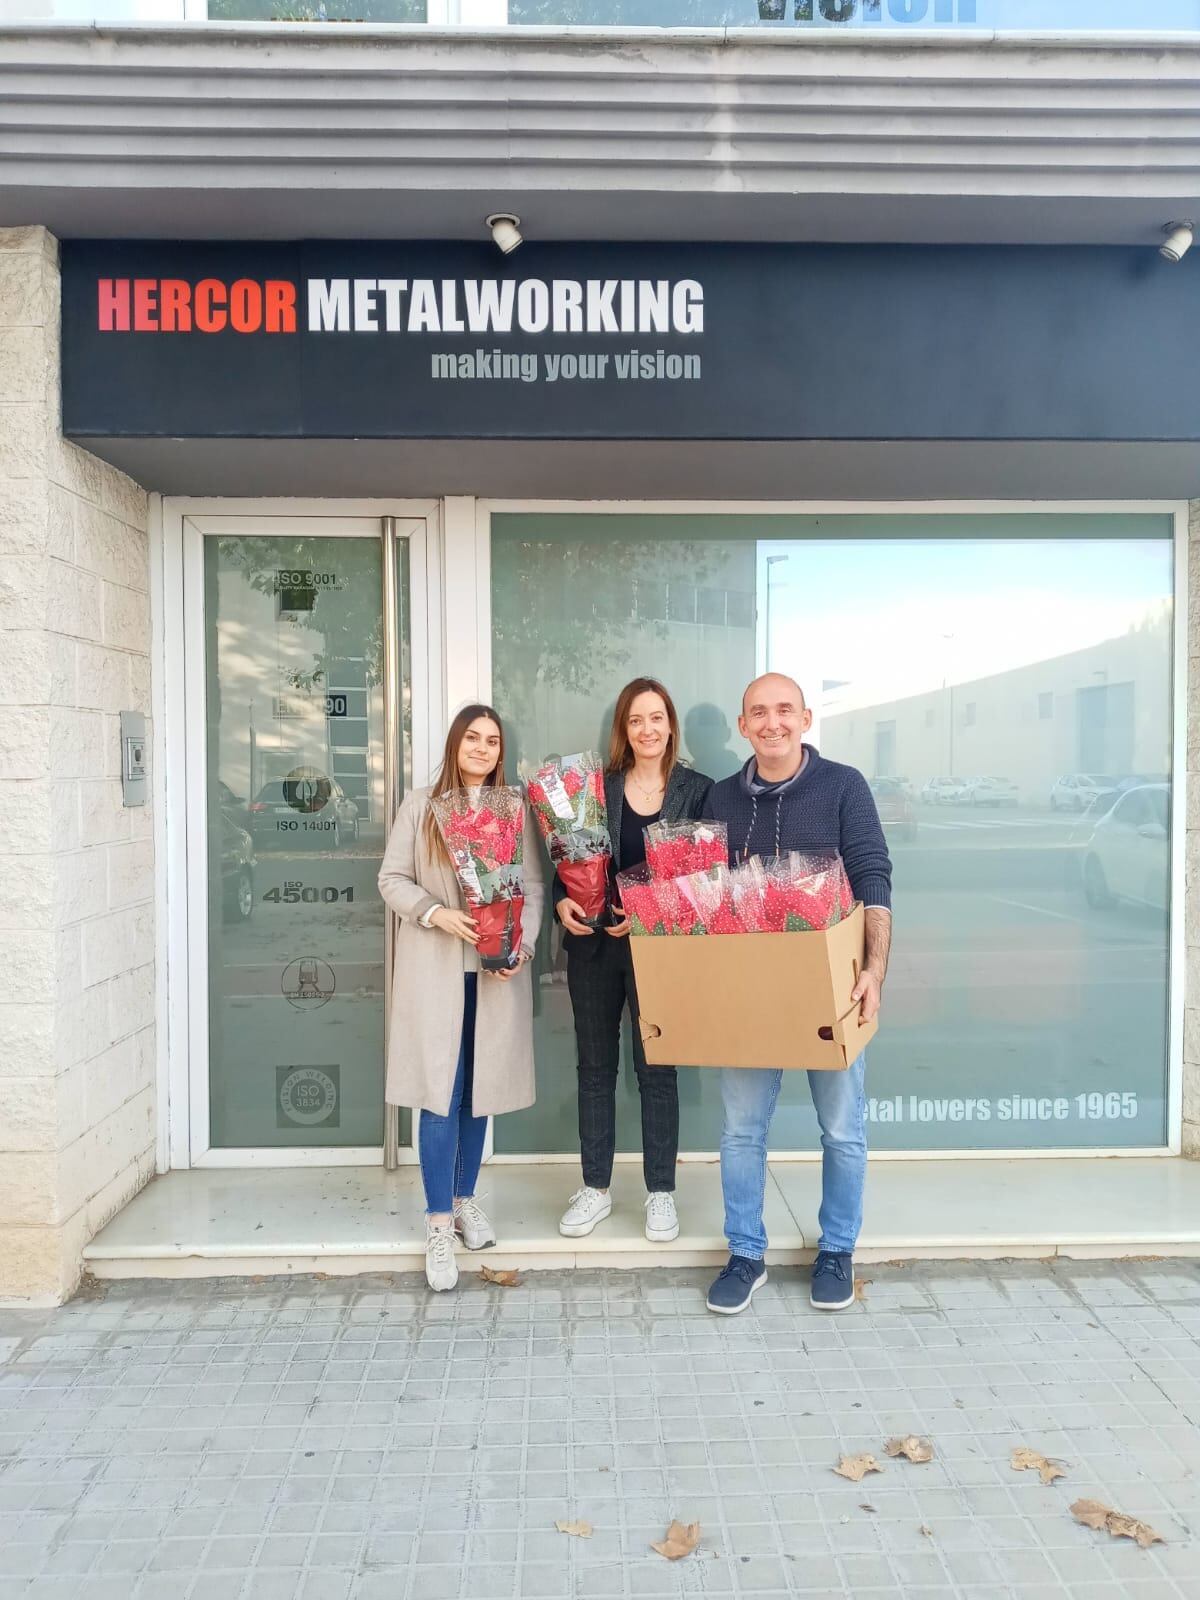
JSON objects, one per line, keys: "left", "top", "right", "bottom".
{"left": 419, "top": 903, "right": 444, "bottom": 928}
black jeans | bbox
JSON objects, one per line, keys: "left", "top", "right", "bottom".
{"left": 566, "top": 934, "right": 679, "bottom": 1192}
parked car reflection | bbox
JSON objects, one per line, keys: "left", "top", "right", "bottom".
{"left": 1086, "top": 774, "right": 1169, "bottom": 819}
{"left": 220, "top": 810, "right": 256, "bottom": 922}
{"left": 1082, "top": 784, "right": 1169, "bottom": 912}
{"left": 920, "top": 776, "right": 965, "bottom": 806}
{"left": 870, "top": 777, "right": 918, "bottom": 841}
{"left": 960, "top": 775, "right": 1019, "bottom": 808}
{"left": 217, "top": 779, "right": 248, "bottom": 817}
{"left": 1050, "top": 773, "right": 1116, "bottom": 813}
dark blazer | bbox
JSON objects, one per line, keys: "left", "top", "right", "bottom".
{"left": 552, "top": 762, "right": 713, "bottom": 960}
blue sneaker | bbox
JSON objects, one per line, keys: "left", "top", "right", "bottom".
{"left": 706, "top": 1254, "right": 767, "bottom": 1315}
{"left": 810, "top": 1250, "right": 855, "bottom": 1310}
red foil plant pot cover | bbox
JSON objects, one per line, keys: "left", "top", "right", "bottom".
{"left": 471, "top": 897, "right": 525, "bottom": 971}
{"left": 556, "top": 857, "right": 610, "bottom": 925}
{"left": 527, "top": 751, "right": 612, "bottom": 927}
{"left": 429, "top": 785, "right": 527, "bottom": 970}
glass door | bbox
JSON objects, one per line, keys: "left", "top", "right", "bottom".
{"left": 185, "top": 514, "right": 427, "bottom": 1162}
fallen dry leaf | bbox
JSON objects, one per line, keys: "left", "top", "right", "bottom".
{"left": 650, "top": 1520, "right": 701, "bottom": 1560}
{"left": 480, "top": 1265, "right": 521, "bottom": 1287}
{"left": 1011, "top": 1447, "right": 1067, "bottom": 1486}
{"left": 854, "top": 1279, "right": 871, "bottom": 1303}
{"left": 920, "top": 1525, "right": 934, "bottom": 1538}
{"left": 1070, "top": 1499, "right": 1165, "bottom": 1549}
{"left": 859, "top": 1503, "right": 877, "bottom": 1514}
{"left": 555, "top": 1520, "right": 593, "bottom": 1539}
{"left": 885, "top": 1436, "right": 934, "bottom": 1464}
{"left": 834, "top": 1454, "right": 883, "bottom": 1482}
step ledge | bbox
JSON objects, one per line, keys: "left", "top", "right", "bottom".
{"left": 85, "top": 1240, "right": 1200, "bottom": 1278}
{"left": 84, "top": 1229, "right": 1200, "bottom": 1262}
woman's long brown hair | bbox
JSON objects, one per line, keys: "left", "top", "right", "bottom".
{"left": 606, "top": 677, "right": 680, "bottom": 783}
{"left": 423, "top": 704, "right": 507, "bottom": 865}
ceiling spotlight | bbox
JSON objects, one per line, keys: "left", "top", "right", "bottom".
{"left": 486, "top": 213, "right": 523, "bottom": 255}
{"left": 1159, "top": 222, "right": 1193, "bottom": 263}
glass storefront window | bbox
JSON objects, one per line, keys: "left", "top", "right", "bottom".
{"left": 492, "top": 511, "right": 1175, "bottom": 1156}
{"left": 4, "top": 0, "right": 1198, "bottom": 25}
{"left": 204, "top": 531, "right": 406, "bottom": 1148}
{"left": 508, "top": 0, "right": 1200, "bottom": 27}
{"left": 208, "top": 0, "right": 426, "bottom": 18}
{"left": 0, "top": 0, "right": 426, "bottom": 20}
{"left": 0, "top": 0, "right": 187, "bottom": 19}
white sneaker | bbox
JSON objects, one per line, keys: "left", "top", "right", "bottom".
{"left": 425, "top": 1220, "right": 459, "bottom": 1292}
{"left": 559, "top": 1186, "right": 612, "bottom": 1238}
{"left": 644, "top": 1191, "right": 679, "bottom": 1243}
{"left": 454, "top": 1196, "right": 497, "bottom": 1251}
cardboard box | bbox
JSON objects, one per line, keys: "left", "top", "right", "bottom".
{"left": 631, "top": 901, "right": 877, "bottom": 1071}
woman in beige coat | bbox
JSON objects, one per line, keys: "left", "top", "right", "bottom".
{"left": 378, "top": 703, "right": 543, "bottom": 1292}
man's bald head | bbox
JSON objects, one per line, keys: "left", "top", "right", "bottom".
{"left": 742, "top": 673, "right": 807, "bottom": 717}
{"left": 738, "top": 673, "right": 813, "bottom": 779}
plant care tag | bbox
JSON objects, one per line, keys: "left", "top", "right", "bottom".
{"left": 543, "top": 770, "right": 574, "bottom": 820}
{"left": 459, "top": 860, "right": 483, "bottom": 901}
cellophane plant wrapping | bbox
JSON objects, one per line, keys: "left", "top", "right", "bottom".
{"left": 732, "top": 852, "right": 855, "bottom": 933}
{"left": 429, "top": 786, "right": 526, "bottom": 970}
{"left": 643, "top": 820, "right": 729, "bottom": 880}
{"left": 620, "top": 848, "right": 853, "bottom": 937}
{"left": 616, "top": 864, "right": 702, "bottom": 937}
{"left": 527, "top": 751, "right": 612, "bottom": 927}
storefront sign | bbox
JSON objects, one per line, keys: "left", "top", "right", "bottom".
{"left": 61, "top": 241, "right": 1200, "bottom": 442}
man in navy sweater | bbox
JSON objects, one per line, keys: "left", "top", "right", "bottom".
{"left": 702, "top": 673, "right": 892, "bottom": 1315}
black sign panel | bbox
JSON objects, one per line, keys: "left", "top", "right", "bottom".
{"left": 60, "top": 240, "right": 1200, "bottom": 443}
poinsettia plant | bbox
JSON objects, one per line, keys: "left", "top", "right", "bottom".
{"left": 527, "top": 751, "right": 612, "bottom": 928}
{"left": 733, "top": 852, "right": 854, "bottom": 933}
{"left": 620, "top": 849, "right": 853, "bottom": 937}
{"left": 429, "top": 787, "right": 526, "bottom": 970}
{"left": 643, "top": 820, "right": 728, "bottom": 880}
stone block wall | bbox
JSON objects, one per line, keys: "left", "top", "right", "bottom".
{"left": 0, "top": 226, "right": 156, "bottom": 1303}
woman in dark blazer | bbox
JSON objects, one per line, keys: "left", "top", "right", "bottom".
{"left": 554, "top": 677, "right": 712, "bottom": 1243}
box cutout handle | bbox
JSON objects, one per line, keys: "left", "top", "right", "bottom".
{"left": 821, "top": 975, "right": 868, "bottom": 1041}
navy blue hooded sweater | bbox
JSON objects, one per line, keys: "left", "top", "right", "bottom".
{"left": 701, "top": 745, "right": 893, "bottom": 912}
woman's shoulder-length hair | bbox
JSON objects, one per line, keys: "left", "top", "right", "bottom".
{"left": 607, "top": 677, "right": 681, "bottom": 779}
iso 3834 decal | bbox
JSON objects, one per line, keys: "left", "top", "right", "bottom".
{"left": 277, "top": 1065, "right": 340, "bottom": 1128}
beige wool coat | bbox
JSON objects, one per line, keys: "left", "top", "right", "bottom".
{"left": 377, "top": 788, "right": 545, "bottom": 1118}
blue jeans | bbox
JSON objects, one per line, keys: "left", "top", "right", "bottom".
{"left": 719, "top": 1053, "right": 867, "bottom": 1260}
{"left": 418, "top": 975, "right": 488, "bottom": 1215}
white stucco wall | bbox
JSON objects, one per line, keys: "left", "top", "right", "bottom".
{"left": 0, "top": 225, "right": 156, "bottom": 1304}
